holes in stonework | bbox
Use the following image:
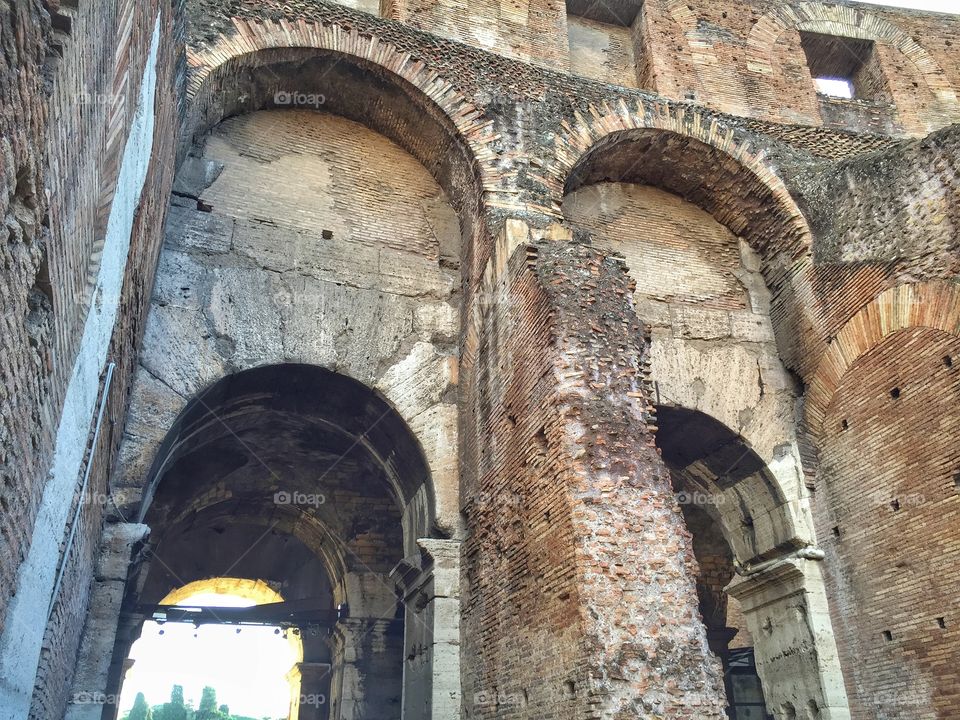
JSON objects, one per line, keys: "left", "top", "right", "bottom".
{"left": 563, "top": 680, "right": 576, "bottom": 699}
{"left": 882, "top": 630, "right": 893, "bottom": 642}
{"left": 937, "top": 617, "right": 947, "bottom": 629}
{"left": 841, "top": 419, "right": 849, "bottom": 431}
{"left": 944, "top": 355, "right": 954, "bottom": 368}
{"left": 890, "top": 499, "right": 901, "bottom": 512}
{"left": 322, "top": 229, "right": 333, "bottom": 240}
{"left": 890, "top": 387, "right": 901, "bottom": 399}
{"left": 832, "top": 525, "right": 841, "bottom": 538}
{"left": 953, "top": 473, "right": 960, "bottom": 491}
{"left": 741, "top": 515, "right": 754, "bottom": 528}
{"left": 522, "top": 689, "right": 529, "bottom": 707}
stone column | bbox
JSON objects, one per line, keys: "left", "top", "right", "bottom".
{"left": 330, "top": 617, "right": 404, "bottom": 720}
{"left": 64, "top": 523, "right": 149, "bottom": 720}
{"left": 726, "top": 552, "right": 851, "bottom": 720}
{"left": 391, "top": 538, "right": 461, "bottom": 720}
{"left": 288, "top": 662, "right": 332, "bottom": 720}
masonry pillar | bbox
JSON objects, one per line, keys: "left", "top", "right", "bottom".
{"left": 726, "top": 553, "right": 851, "bottom": 720}
{"left": 329, "top": 618, "right": 404, "bottom": 720}
{"left": 288, "top": 661, "right": 332, "bottom": 720}
{"left": 460, "top": 220, "right": 727, "bottom": 718}
{"left": 392, "top": 538, "right": 461, "bottom": 720}
{"left": 63, "top": 523, "right": 148, "bottom": 720}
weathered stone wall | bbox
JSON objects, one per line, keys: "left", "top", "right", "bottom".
{"left": 567, "top": 16, "right": 636, "bottom": 89}
{"left": 113, "top": 108, "right": 461, "bottom": 536}
{"left": 817, "top": 327, "right": 960, "bottom": 719}
{"left": 563, "top": 181, "right": 811, "bottom": 563}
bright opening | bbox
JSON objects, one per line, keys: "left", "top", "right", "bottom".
{"left": 118, "top": 580, "right": 300, "bottom": 720}
{"left": 814, "top": 77, "right": 855, "bottom": 98}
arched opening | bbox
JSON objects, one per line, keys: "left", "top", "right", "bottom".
{"left": 656, "top": 406, "right": 777, "bottom": 719}
{"left": 107, "top": 364, "right": 439, "bottom": 720}
{"left": 182, "top": 47, "right": 489, "bottom": 282}
{"left": 118, "top": 580, "right": 305, "bottom": 720}
{"left": 559, "top": 127, "right": 849, "bottom": 717}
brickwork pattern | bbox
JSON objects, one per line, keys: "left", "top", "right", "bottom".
{"left": 461, "top": 233, "right": 726, "bottom": 718}
{"left": 817, "top": 327, "right": 960, "bottom": 719}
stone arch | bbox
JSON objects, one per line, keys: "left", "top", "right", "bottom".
{"left": 555, "top": 113, "right": 816, "bottom": 559}
{"left": 656, "top": 405, "right": 800, "bottom": 565}
{"left": 181, "top": 18, "right": 503, "bottom": 280}
{"left": 138, "top": 364, "right": 437, "bottom": 559}
{"left": 745, "top": 2, "right": 957, "bottom": 107}
{"left": 162, "top": 577, "right": 290, "bottom": 609}
{"left": 109, "top": 363, "right": 440, "bottom": 720}
{"left": 805, "top": 281, "right": 960, "bottom": 440}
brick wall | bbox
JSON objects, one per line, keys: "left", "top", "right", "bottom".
{"left": 817, "top": 327, "right": 960, "bottom": 718}
{"left": 0, "top": 0, "right": 54, "bottom": 639}
{"left": 636, "top": 0, "right": 960, "bottom": 135}
{"left": 385, "top": 0, "right": 570, "bottom": 68}
{"left": 460, "top": 231, "right": 727, "bottom": 718}
{"left": 0, "top": 0, "right": 180, "bottom": 715}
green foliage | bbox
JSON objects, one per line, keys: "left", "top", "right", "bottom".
{"left": 143, "top": 685, "right": 273, "bottom": 720}
{"left": 196, "top": 686, "right": 222, "bottom": 720}
{"left": 123, "top": 692, "right": 151, "bottom": 720}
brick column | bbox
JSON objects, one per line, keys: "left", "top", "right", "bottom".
{"left": 460, "top": 220, "right": 727, "bottom": 718}
{"left": 726, "top": 553, "right": 851, "bottom": 720}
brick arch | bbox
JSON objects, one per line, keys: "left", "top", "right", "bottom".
{"left": 184, "top": 17, "right": 499, "bottom": 205}
{"left": 805, "top": 281, "right": 960, "bottom": 437}
{"left": 552, "top": 99, "right": 814, "bottom": 262}
{"left": 746, "top": 2, "right": 957, "bottom": 106}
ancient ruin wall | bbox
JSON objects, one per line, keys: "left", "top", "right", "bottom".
{"left": 817, "top": 327, "right": 960, "bottom": 719}
{"left": 637, "top": 0, "right": 960, "bottom": 135}
{"left": 461, "top": 229, "right": 726, "bottom": 718}
{"left": 0, "top": 0, "right": 55, "bottom": 639}
{"left": 1, "top": 1, "right": 179, "bottom": 717}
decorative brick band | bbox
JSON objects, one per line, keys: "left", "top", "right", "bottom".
{"left": 184, "top": 17, "right": 500, "bottom": 195}
{"left": 805, "top": 281, "right": 960, "bottom": 436}
{"left": 746, "top": 2, "right": 957, "bottom": 105}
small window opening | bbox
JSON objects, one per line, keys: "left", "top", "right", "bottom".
{"left": 800, "top": 32, "right": 888, "bottom": 101}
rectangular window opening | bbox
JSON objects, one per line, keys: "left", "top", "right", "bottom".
{"left": 800, "top": 31, "right": 888, "bottom": 102}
